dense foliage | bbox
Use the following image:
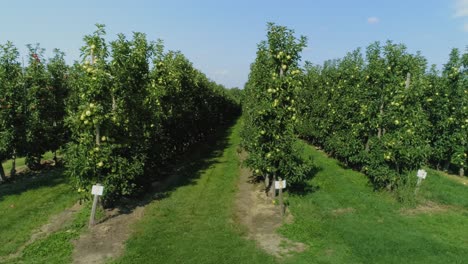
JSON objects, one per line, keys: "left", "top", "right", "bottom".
{"left": 0, "top": 42, "right": 69, "bottom": 180}
{"left": 0, "top": 42, "right": 25, "bottom": 180}
{"left": 298, "top": 42, "right": 467, "bottom": 189}
{"left": 242, "top": 23, "right": 313, "bottom": 194}
{"left": 0, "top": 25, "right": 240, "bottom": 204}
{"left": 64, "top": 25, "right": 239, "bottom": 204}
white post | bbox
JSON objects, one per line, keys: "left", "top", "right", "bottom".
{"left": 89, "top": 193, "right": 99, "bottom": 227}
{"left": 89, "top": 183, "right": 104, "bottom": 228}
{"left": 414, "top": 169, "right": 427, "bottom": 195}
{"left": 278, "top": 178, "right": 284, "bottom": 217}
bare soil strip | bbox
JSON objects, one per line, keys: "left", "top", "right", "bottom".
{"left": 234, "top": 153, "right": 306, "bottom": 258}
{"left": 72, "top": 205, "right": 145, "bottom": 264}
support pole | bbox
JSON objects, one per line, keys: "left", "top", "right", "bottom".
{"left": 89, "top": 193, "right": 99, "bottom": 228}
{"left": 278, "top": 178, "right": 284, "bottom": 217}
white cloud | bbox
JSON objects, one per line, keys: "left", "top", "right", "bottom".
{"left": 367, "top": 17, "right": 380, "bottom": 24}
{"left": 454, "top": 0, "right": 468, "bottom": 17}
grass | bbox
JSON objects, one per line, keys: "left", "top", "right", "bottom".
{"left": 1, "top": 122, "right": 466, "bottom": 263}
{"left": 114, "top": 119, "right": 275, "bottom": 264}
{"left": 279, "top": 143, "right": 468, "bottom": 264}
{"left": 0, "top": 168, "right": 78, "bottom": 259}
{"left": 2, "top": 151, "right": 56, "bottom": 175}
{"left": 9, "top": 203, "right": 90, "bottom": 264}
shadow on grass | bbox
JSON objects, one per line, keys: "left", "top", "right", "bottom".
{"left": 288, "top": 165, "right": 322, "bottom": 196}
{"left": 103, "top": 118, "right": 238, "bottom": 218}
{"left": 0, "top": 168, "right": 68, "bottom": 203}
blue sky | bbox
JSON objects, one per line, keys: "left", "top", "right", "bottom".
{"left": 1, "top": 0, "right": 467, "bottom": 88}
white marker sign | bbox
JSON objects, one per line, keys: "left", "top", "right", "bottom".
{"left": 416, "top": 169, "right": 427, "bottom": 180}
{"left": 275, "top": 180, "right": 287, "bottom": 189}
{"left": 91, "top": 184, "right": 104, "bottom": 196}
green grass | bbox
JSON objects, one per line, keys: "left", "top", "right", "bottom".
{"left": 9, "top": 203, "right": 90, "bottom": 264}
{"left": 114, "top": 119, "right": 275, "bottom": 264}
{"left": 0, "top": 169, "right": 78, "bottom": 258}
{"left": 2, "top": 123, "right": 466, "bottom": 263}
{"left": 280, "top": 143, "right": 468, "bottom": 264}
{"left": 2, "top": 151, "right": 55, "bottom": 175}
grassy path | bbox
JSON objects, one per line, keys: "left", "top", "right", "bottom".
{"left": 114, "top": 119, "right": 275, "bottom": 264}
{"left": 280, "top": 144, "right": 468, "bottom": 264}
{"left": 2, "top": 120, "right": 467, "bottom": 264}
{"left": 0, "top": 169, "right": 78, "bottom": 259}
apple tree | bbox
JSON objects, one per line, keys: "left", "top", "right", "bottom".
{"left": 242, "top": 23, "right": 314, "bottom": 196}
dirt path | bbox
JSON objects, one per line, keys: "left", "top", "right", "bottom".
{"left": 234, "top": 153, "right": 306, "bottom": 258}
{"left": 71, "top": 202, "right": 145, "bottom": 264}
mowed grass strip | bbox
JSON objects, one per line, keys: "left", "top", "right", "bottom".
{"left": 114, "top": 119, "right": 275, "bottom": 264}
{"left": 0, "top": 169, "right": 77, "bottom": 258}
{"left": 2, "top": 151, "right": 56, "bottom": 175}
{"left": 280, "top": 143, "right": 468, "bottom": 264}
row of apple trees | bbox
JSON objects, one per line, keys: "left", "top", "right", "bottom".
{"left": 241, "top": 23, "right": 313, "bottom": 196}
{"left": 65, "top": 25, "right": 240, "bottom": 204}
{"left": 0, "top": 42, "right": 68, "bottom": 181}
{"left": 297, "top": 41, "right": 467, "bottom": 190}
{"left": 0, "top": 25, "right": 240, "bottom": 204}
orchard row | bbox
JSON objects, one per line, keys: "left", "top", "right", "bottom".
{"left": 297, "top": 43, "right": 467, "bottom": 188}
{"left": 241, "top": 23, "right": 314, "bottom": 196}
{"left": 243, "top": 24, "right": 466, "bottom": 193}
{"left": 0, "top": 24, "right": 240, "bottom": 204}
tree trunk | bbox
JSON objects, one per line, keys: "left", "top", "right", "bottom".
{"left": 365, "top": 137, "right": 370, "bottom": 152}
{"left": 377, "top": 102, "right": 384, "bottom": 139}
{"left": 112, "top": 96, "right": 117, "bottom": 111}
{"left": 460, "top": 167, "right": 465, "bottom": 177}
{"left": 405, "top": 73, "right": 411, "bottom": 89}
{"left": 53, "top": 150, "right": 57, "bottom": 165}
{"left": 271, "top": 175, "right": 276, "bottom": 198}
{"left": 0, "top": 163, "right": 5, "bottom": 182}
{"left": 10, "top": 149, "right": 16, "bottom": 177}
{"left": 96, "top": 125, "right": 101, "bottom": 146}
{"left": 443, "top": 160, "right": 450, "bottom": 172}
{"left": 264, "top": 175, "right": 270, "bottom": 195}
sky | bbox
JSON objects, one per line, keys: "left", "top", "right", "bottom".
{"left": 0, "top": 0, "right": 467, "bottom": 88}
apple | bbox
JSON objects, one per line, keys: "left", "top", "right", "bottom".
{"left": 86, "top": 110, "right": 91, "bottom": 116}
{"left": 97, "top": 161, "right": 104, "bottom": 168}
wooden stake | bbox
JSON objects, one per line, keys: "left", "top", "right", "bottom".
{"left": 278, "top": 178, "right": 284, "bottom": 217}
{"left": 89, "top": 192, "right": 100, "bottom": 228}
